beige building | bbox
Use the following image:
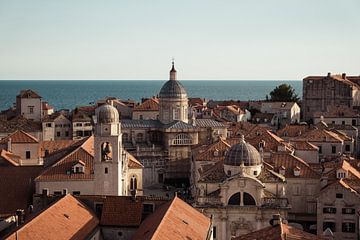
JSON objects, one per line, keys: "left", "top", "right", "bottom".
{"left": 260, "top": 102, "right": 301, "bottom": 127}
{"left": 42, "top": 113, "right": 72, "bottom": 141}
{"left": 303, "top": 73, "right": 360, "bottom": 121}
{"left": 194, "top": 137, "right": 289, "bottom": 239}
{"left": 16, "top": 89, "right": 43, "bottom": 122}
{"left": 132, "top": 97, "right": 159, "bottom": 120}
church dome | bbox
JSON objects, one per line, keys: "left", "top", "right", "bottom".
{"left": 97, "top": 104, "right": 119, "bottom": 124}
{"left": 159, "top": 80, "right": 187, "bottom": 99}
{"left": 224, "top": 137, "right": 262, "bottom": 166}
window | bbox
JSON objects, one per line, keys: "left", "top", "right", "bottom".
{"left": 342, "top": 208, "right": 355, "bottom": 214}
{"left": 323, "top": 222, "right": 336, "bottom": 232}
{"left": 342, "top": 121, "right": 345, "bottom": 125}
{"left": 345, "top": 145, "right": 350, "bottom": 152}
{"left": 336, "top": 193, "right": 343, "bottom": 199}
{"left": 342, "top": 222, "right": 355, "bottom": 233}
{"left": 76, "top": 131, "right": 83, "bottom": 137}
{"left": 25, "top": 151, "right": 31, "bottom": 159}
{"left": 318, "top": 146, "right": 322, "bottom": 154}
{"left": 105, "top": 167, "right": 108, "bottom": 174}
{"left": 332, "top": 121, "right": 335, "bottom": 124}
{"left": 72, "top": 191, "right": 81, "bottom": 195}
{"left": 352, "top": 119, "right": 356, "bottom": 126}
{"left": 28, "top": 106, "right": 34, "bottom": 114}
{"left": 84, "top": 123, "right": 92, "bottom": 126}
{"left": 337, "top": 172, "right": 346, "bottom": 179}
{"left": 65, "top": 131, "right": 69, "bottom": 137}
{"left": 76, "top": 123, "right": 82, "bottom": 127}
{"left": 173, "top": 108, "right": 180, "bottom": 120}
{"left": 46, "top": 123, "right": 52, "bottom": 127}
{"left": 323, "top": 207, "right": 336, "bottom": 214}
{"left": 130, "top": 175, "right": 137, "bottom": 190}
{"left": 136, "top": 133, "right": 144, "bottom": 142}
{"left": 56, "top": 131, "right": 61, "bottom": 137}
{"left": 253, "top": 171, "right": 258, "bottom": 176}
{"left": 243, "top": 192, "right": 256, "bottom": 205}
{"left": 332, "top": 146, "right": 336, "bottom": 154}
{"left": 213, "top": 226, "right": 217, "bottom": 239}
{"left": 54, "top": 191, "right": 62, "bottom": 195}
{"left": 228, "top": 192, "right": 240, "bottom": 205}
{"left": 95, "top": 203, "right": 103, "bottom": 217}
{"left": 172, "top": 133, "right": 192, "bottom": 145}
{"left": 139, "top": 115, "right": 143, "bottom": 120}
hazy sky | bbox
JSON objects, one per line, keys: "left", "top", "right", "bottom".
{"left": 0, "top": 0, "right": 359, "bottom": 80}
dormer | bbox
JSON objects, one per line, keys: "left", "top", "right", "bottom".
{"left": 213, "top": 149, "right": 219, "bottom": 157}
{"left": 336, "top": 168, "right": 347, "bottom": 179}
{"left": 293, "top": 166, "right": 300, "bottom": 177}
{"left": 72, "top": 160, "right": 85, "bottom": 173}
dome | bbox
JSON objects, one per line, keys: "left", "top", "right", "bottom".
{"left": 97, "top": 104, "right": 119, "bottom": 124}
{"left": 224, "top": 137, "right": 262, "bottom": 166}
{"left": 159, "top": 80, "right": 187, "bottom": 99}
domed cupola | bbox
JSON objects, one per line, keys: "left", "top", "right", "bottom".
{"left": 159, "top": 61, "right": 189, "bottom": 124}
{"left": 97, "top": 103, "right": 120, "bottom": 124}
{"left": 224, "top": 136, "right": 263, "bottom": 177}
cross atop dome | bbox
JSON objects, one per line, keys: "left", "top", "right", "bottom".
{"left": 170, "top": 58, "right": 177, "bottom": 80}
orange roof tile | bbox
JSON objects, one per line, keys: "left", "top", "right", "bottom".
{"left": 194, "top": 138, "right": 231, "bottom": 162}
{"left": 5, "top": 195, "right": 99, "bottom": 240}
{"left": 127, "top": 151, "right": 144, "bottom": 169}
{"left": 0, "top": 130, "right": 39, "bottom": 144}
{"left": 291, "top": 140, "right": 319, "bottom": 151}
{"left": 0, "top": 149, "right": 21, "bottom": 166}
{"left": 233, "top": 222, "right": 322, "bottom": 240}
{"left": 16, "top": 89, "right": 41, "bottom": 99}
{"left": 299, "top": 128, "right": 343, "bottom": 143}
{"left": 134, "top": 98, "right": 159, "bottom": 111}
{"left": 132, "top": 196, "right": 211, "bottom": 240}
{"left": 269, "top": 153, "right": 320, "bottom": 178}
{"left": 40, "top": 139, "right": 80, "bottom": 157}
{"left": 277, "top": 124, "right": 309, "bottom": 138}
{"left": 100, "top": 196, "right": 143, "bottom": 227}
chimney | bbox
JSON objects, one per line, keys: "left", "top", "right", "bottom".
{"left": 279, "top": 166, "right": 286, "bottom": 176}
{"left": 16, "top": 209, "right": 25, "bottom": 226}
{"left": 327, "top": 72, "right": 331, "bottom": 77}
{"left": 7, "top": 137, "right": 12, "bottom": 152}
{"left": 293, "top": 166, "right": 301, "bottom": 177}
{"left": 269, "top": 214, "right": 282, "bottom": 226}
{"left": 342, "top": 73, "right": 346, "bottom": 79}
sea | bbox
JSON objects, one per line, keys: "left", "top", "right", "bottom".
{"left": 0, "top": 80, "right": 302, "bottom": 111}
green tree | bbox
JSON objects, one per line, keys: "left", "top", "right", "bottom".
{"left": 268, "top": 84, "right": 299, "bottom": 102}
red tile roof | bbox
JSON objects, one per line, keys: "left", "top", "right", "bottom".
{"left": 132, "top": 196, "right": 211, "bottom": 240}
{"left": 0, "top": 166, "right": 43, "bottom": 215}
{"left": 194, "top": 138, "right": 231, "bottom": 162}
{"left": 100, "top": 196, "right": 143, "bottom": 227}
{"left": 134, "top": 98, "right": 159, "bottom": 111}
{"left": 16, "top": 89, "right": 42, "bottom": 99}
{"left": 0, "top": 149, "right": 21, "bottom": 166}
{"left": 269, "top": 153, "right": 320, "bottom": 178}
{"left": 127, "top": 151, "right": 144, "bottom": 169}
{"left": 5, "top": 194, "right": 99, "bottom": 240}
{"left": 233, "top": 222, "right": 322, "bottom": 240}
{"left": 0, "top": 130, "right": 39, "bottom": 144}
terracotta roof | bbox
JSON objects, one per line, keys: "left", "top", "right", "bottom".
{"left": 340, "top": 178, "right": 360, "bottom": 195}
{"left": 72, "top": 111, "right": 92, "bottom": 122}
{"left": 198, "top": 160, "right": 227, "bottom": 183}
{"left": 324, "top": 159, "right": 360, "bottom": 180}
{"left": 0, "top": 130, "right": 39, "bottom": 144}
{"left": 277, "top": 124, "right": 309, "bottom": 138}
{"left": 0, "top": 149, "right": 21, "bottom": 166}
{"left": 227, "top": 122, "right": 257, "bottom": 138}
{"left": 0, "top": 166, "right": 43, "bottom": 215}
{"left": 0, "top": 116, "right": 42, "bottom": 133}
{"left": 99, "top": 196, "right": 143, "bottom": 227}
{"left": 36, "top": 138, "right": 95, "bottom": 181}
{"left": 269, "top": 153, "right": 320, "bottom": 178}
{"left": 246, "top": 127, "right": 288, "bottom": 153}
{"left": 40, "top": 139, "right": 79, "bottom": 157}
{"left": 134, "top": 98, "right": 159, "bottom": 111}
{"left": 41, "top": 101, "right": 53, "bottom": 110}
{"left": 127, "top": 151, "right": 144, "bottom": 169}
{"left": 16, "top": 89, "right": 41, "bottom": 99}
{"left": 291, "top": 140, "right": 319, "bottom": 151}
{"left": 132, "top": 196, "right": 211, "bottom": 240}
{"left": 299, "top": 128, "right": 343, "bottom": 143}
{"left": 233, "top": 222, "right": 322, "bottom": 240}
{"left": 188, "top": 97, "right": 206, "bottom": 106}
{"left": 194, "top": 138, "right": 231, "bottom": 162}
{"left": 5, "top": 194, "right": 99, "bottom": 240}
{"left": 304, "top": 74, "right": 360, "bottom": 88}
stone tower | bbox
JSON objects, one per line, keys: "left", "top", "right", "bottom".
{"left": 94, "top": 103, "right": 126, "bottom": 196}
{"left": 159, "top": 61, "right": 189, "bottom": 124}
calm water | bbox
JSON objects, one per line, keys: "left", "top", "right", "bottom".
{"left": 0, "top": 80, "right": 301, "bottom": 111}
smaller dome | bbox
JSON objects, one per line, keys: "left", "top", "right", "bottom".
{"left": 224, "top": 137, "right": 262, "bottom": 166}
{"left": 97, "top": 104, "right": 119, "bottom": 124}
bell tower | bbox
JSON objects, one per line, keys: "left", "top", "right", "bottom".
{"left": 94, "top": 103, "right": 127, "bottom": 196}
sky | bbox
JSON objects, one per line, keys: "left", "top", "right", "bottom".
{"left": 0, "top": 0, "right": 359, "bottom": 80}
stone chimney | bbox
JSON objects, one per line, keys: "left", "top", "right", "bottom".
{"left": 342, "top": 73, "right": 346, "bottom": 79}
{"left": 7, "top": 137, "right": 12, "bottom": 152}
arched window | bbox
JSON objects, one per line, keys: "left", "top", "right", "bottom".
{"left": 130, "top": 175, "right": 137, "bottom": 190}
{"left": 101, "top": 142, "right": 112, "bottom": 161}
{"left": 228, "top": 192, "right": 240, "bottom": 205}
{"left": 173, "top": 107, "right": 180, "bottom": 120}
{"left": 172, "top": 133, "right": 192, "bottom": 145}
{"left": 243, "top": 192, "right": 256, "bottom": 206}
{"left": 136, "top": 133, "right": 144, "bottom": 142}
{"left": 122, "top": 133, "right": 129, "bottom": 142}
